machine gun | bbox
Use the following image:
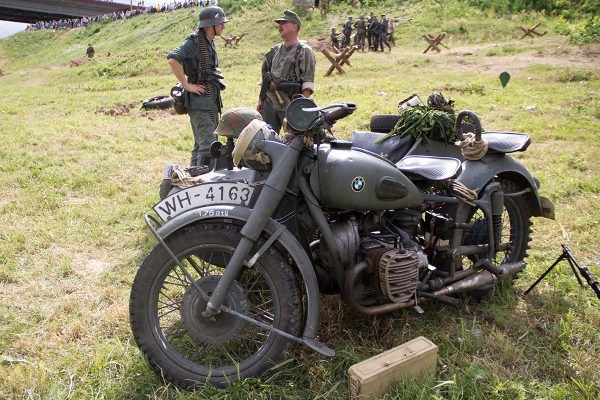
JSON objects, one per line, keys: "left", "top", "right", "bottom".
{"left": 525, "top": 244, "right": 600, "bottom": 299}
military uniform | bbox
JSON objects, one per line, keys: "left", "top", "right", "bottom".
{"left": 354, "top": 17, "right": 366, "bottom": 51}
{"left": 167, "top": 32, "right": 222, "bottom": 166}
{"left": 342, "top": 17, "right": 353, "bottom": 48}
{"left": 330, "top": 28, "right": 341, "bottom": 49}
{"left": 368, "top": 16, "right": 379, "bottom": 51}
{"left": 260, "top": 41, "right": 316, "bottom": 133}
{"left": 379, "top": 16, "right": 391, "bottom": 51}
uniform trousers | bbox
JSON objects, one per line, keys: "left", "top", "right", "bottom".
{"left": 188, "top": 108, "right": 217, "bottom": 167}
{"left": 261, "top": 99, "right": 286, "bottom": 134}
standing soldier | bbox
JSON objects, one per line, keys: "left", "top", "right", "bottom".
{"left": 167, "top": 6, "right": 229, "bottom": 168}
{"left": 388, "top": 17, "right": 399, "bottom": 46}
{"left": 330, "top": 27, "right": 341, "bottom": 50}
{"left": 86, "top": 43, "right": 95, "bottom": 58}
{"left": 342, "top": 16, "right": 353, "bottom": 48}
{"left": 354, "top": 15, "right": 367, "bottom": 51}
{"left": 256, "top": 10, "right": 316, "bottom": 134}
{"left": 368, "top": 14, "right": 379, "bottom": 51}
{"left": 366, "top": 12, "right": 375, "bottom": 50}
{"left": 379, "top": 14, "right": 392, "bottom": 52}
{"left": 319, "top": 0, "right": 329, "bottom": 15}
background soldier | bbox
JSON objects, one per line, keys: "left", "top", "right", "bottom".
{"left": 257, "top": 10, "right": 316, "bottom": 134}
{"left": 368, "top": 14, "right": 379, "bottom": 51}
{"left": 342, "top": 16, "right": 353, "bottom": 48}
{"left": 379, "top": 14, "right": 392, "bottom": 52}
{"left": 167, "top": 6, "right": 229, "bottom": 168}
{"left": 354, "top": 15, "right": 366, "bottom": 51}
{"left": 86, "top": 44, "right": 95, "bottom": 58}
{"left": 366, "top": 12, "right": 375, "bottom": 50}
{"left": 330, "top": 27, "right": 341, "bottom": 50}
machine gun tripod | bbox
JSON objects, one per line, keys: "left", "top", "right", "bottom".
{"left": 525, "top": 244, "right": 600, "bottom": 299}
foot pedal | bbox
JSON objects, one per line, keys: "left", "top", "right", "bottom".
{"left": 413, "top": 305, "right": 425, "bottom": 315}
{"left": 481, "top": 260, "right": 503, "bottom": 276}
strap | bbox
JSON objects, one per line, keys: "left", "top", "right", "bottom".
{"left": 285, "top": 43, "right": 303, "bottom": 81}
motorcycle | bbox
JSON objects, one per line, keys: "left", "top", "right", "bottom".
{"left": 130, "top": 98, "right": 555, "bottom": 389}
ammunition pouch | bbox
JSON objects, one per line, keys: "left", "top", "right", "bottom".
{"left": 276, "top": 80, "right": 302, "bottom": 97}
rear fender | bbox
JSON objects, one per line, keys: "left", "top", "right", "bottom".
{"left": 457, "top": 154, "right": 548, "bottom": 217}
{"left": 154, "top": 205, "right": 321, "bottom": 339}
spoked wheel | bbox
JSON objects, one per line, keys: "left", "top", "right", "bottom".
{"left": 130, "top": 223, "right": 302, "bottom": 389}
{"left": 460, "top": 180, "right": 532, "bottom": 294}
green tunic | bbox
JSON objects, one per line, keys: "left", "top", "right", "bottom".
{"left": 167, "top": 33, "right": 220, "bottom": 111}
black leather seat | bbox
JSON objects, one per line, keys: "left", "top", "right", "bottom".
{"left": 396, "top": 156, "right": 462, "bottom": 181}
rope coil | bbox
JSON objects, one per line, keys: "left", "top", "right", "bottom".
{"left": 459, "top": 132, "right": 488, "bottom": 160}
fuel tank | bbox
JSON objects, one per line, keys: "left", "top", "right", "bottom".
{"left": 309, "top": 141, "right": 423, "bottom": 211}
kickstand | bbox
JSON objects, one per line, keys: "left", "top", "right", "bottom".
{"left": 524, "top": 244, "right": 600, "bottom": 299}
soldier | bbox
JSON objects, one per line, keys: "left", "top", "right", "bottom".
{"left": 354, "top": 15, "right": 367, "bottom": 51}
{"left": 319, "top": 0, "right": 329, "bottom": 15}
{"left": 330, "top": 27, "right": 341, "bottom": 50}
{"left": 86, "top": 44, "right": 95, "bottom": 58}
{"left": 366, "top": 12, "right": 375, "bottom": 50}
{"left": 388, "top": 17, "right": 399, "bottom": 46}
{"left": 256, "top": 10, "right": 316, "bottom": 134}
{"left": 167, "top": 6, "right": 229, "bottom": 168}
{"left": 379, "top": 14, "right": 391, "bottom": 52}
{"left": 342, "top": 16, "right": 353, "bottom": 48}
{"left": 368, "top": 14, "right": 379, "bottom": 51}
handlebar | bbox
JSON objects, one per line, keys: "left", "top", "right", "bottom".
{"left": 324, "top": 103, "right": 357, "bottom": 125}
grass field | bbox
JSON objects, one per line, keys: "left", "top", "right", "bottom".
{"left": 0, "top": 1, "right": 599, "bottom": 398}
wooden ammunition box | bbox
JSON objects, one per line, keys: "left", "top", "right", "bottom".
{"left": 348, "top": 336, "right": 438, "bottom": 400}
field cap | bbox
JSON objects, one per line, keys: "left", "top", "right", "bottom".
{"left": 275, "top": 10, "right": 301, "bottom": 27}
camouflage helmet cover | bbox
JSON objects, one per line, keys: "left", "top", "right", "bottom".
{"left": 198, "top": 6, "right": 229, "bottom": 29}
{"left": 214, "top": 108, "right": 263, "bottom": 137}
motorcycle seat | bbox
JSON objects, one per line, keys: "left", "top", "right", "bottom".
{"left": 481, "top": 132, "right": 530, "bottom": 153}
{"left": 350, "top": 131, "right": 415, "bottom": 163}
{"left": 395, "top": 155, "right": 462, "bottom": 181}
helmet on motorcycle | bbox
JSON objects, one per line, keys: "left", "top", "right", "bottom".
{"left": 214, "top": 108, "right": 262, "bottom": 138}
{"left": 198, "top": 6, "right": 229, "bottom": 29}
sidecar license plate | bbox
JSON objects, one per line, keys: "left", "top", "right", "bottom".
{"left": 153, "top": 183, "right": 255, "bottom": 221}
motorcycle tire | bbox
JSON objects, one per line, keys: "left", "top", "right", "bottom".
{"left": 129, "top": 222, "right": 302, "bottom": 389}
{"left": 461, "top": 179, "right": 532, "bottom": 296}
{"left": 370, "top": 114, "right": 401, "bottom": 133}
{"left": 142, "top": 95, "right": 175, "bottom": 110}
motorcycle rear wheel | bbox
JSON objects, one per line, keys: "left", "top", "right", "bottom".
{"left": 129, "top": 223, "right": 302, "bottom": 389}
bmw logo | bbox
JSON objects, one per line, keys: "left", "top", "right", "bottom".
{"left": 351, "top": 177, "right": 365, "bottom": 192}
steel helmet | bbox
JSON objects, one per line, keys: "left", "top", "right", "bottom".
{"left": 214, "top": 108, "right": 262, "bottom": 138}
{"left": 198, "top": 6, "right": 229, "bottom": 29}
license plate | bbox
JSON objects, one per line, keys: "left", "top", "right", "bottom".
{"left": 153, "top": 182, "right": 255, "bottom": 221}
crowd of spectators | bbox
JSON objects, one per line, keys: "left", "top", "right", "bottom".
{"left": 25, "top": 1, "right": 219, "bottom": 31}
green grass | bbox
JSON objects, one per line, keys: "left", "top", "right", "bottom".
{"left": 1, "top": 0, "right": 599, "bottom": 398}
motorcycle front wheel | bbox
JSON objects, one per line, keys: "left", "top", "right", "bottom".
{"left": 129, "top": 222, "right": 302, "bottom": 389}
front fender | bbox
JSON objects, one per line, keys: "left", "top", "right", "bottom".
{"left": 154, "top": 204, "right": 321, "bottom": 340}
{"left": 457, "top": 154, "right": 544, "bottom": 217}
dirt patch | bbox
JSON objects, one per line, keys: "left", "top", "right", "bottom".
{"left": 139, "top": 108, "right": 177, "bottom": 120}
{"left": 65, "top": 57, "right": 90, "bottom": 67}
{"left": 305, "top": 37, "right": 333, "bottom": 52}
{"left": 0, "top": 69, "right": 7, "bottom": 77}
{"left": 444, "top": 39, "right": 600, "bottom": 74}
{"left": 96, "top": 101, "right": 139, "bottom": 116}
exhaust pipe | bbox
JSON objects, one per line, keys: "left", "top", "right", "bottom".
{"left": 433, "top": 261, "right": 526, "bottom": 296}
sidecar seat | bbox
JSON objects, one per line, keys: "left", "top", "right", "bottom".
{"left": 396, "top": 156, "right": 462, "bottom": 181}
{"left": 481, "top": 132, "right": 531, "bottom": 153}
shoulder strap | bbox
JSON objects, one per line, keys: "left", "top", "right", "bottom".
{"left": 286, "top": 43, "right": 303, "bottom": 81}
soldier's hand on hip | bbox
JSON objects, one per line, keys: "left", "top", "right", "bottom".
{"left": 185, "top": 83, "right": 206, "bottom": 95}
{"left": 256, "top": 99, "right": 264, "bottom": 113}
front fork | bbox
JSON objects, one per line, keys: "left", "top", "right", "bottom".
{"left": 202, "top": 136, "right": 305, "bottom": 318}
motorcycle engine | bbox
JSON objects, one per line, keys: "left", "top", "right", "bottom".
{"left": 377, "top": 248, "right": 428, "bottom": 303}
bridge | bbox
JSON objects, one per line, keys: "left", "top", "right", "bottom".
{"left": 0, "top": 0, "right": 139, "bottom": 23}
